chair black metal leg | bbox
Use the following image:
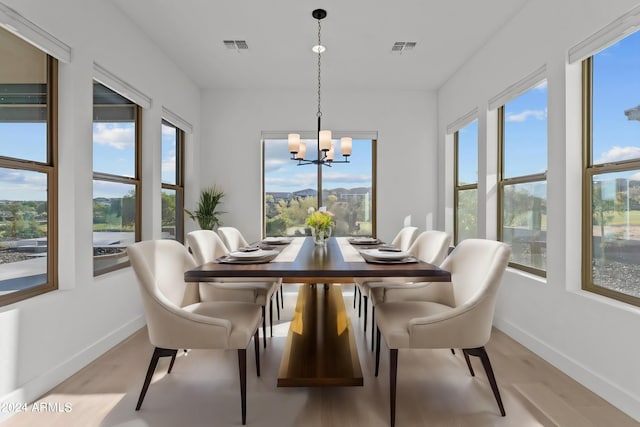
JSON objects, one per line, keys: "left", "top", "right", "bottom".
{"left": 465, "top": 347, "right": 505, "bottom": 416}
{"left": 254, "top": 330, "right": 260, "bottom": 377}
{"left": 389, "top": 348, "right": 398, "bottom": 427}
{"left": 358, "top": 290, "right": 362, "bottom": 317}
{"left": 462, "top": 349, "right": 475, "bottom": 376}
{"left": 375, "top": 327, "right": 381, "bottom": 377}
{"left": 136, "top": 347, "right": 175, "bottom": 410}
{"left": 451, "top": 348, "right": 456, "bottom": 355}
{"left": 276, "top": 292, "right": 281, "bottom": 320}
{"left": 167, "top": 349, "right": 178, "bottom": 374}
{"left": 270, "top": 299, "right": 274, "bottom": 338}
{"left": 371, "top": 306, "right": 375, "bottom": 352}
{"left": 261, "top": 305, "right": 267, "bottom": 348}
{"left": 353, "top": 285, "right": 358, "bottom": 309}
{"left": 238, "top": 348, "right": 247, "bottom": 425}
{"left": 363, "top": 296, "right": 368, "bottom": 332}
{"left": 281, "top": 286, "right": 284, "bottom": 309}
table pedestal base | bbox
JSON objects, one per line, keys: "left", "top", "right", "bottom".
{"left": 277, "top": 283, "right": 363, "bottom": 387}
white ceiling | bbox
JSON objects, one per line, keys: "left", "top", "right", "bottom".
{"left": 111, "top": 0, "right": 528, "bottom": 91}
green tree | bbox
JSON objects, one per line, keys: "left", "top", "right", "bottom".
{"left": 161, "top": 192, "right": 176, "bottom": 226}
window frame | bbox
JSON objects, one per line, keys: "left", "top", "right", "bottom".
{"left": 581, "top": 57, "right": 640, "bottom": 306}
{"left": 497, "top": 94, "right": 548, "bottom": 277}
{"left": 161, "top": 119, "right": 185, "bottom": 243}
{"left": 261, "top": 136, "right": 377, "bottom": 238}
{"left": 453, "top": 126, "right": 478, "bottom": 245}
{"left": 92, "top": 83, "right": 142, "bottom": 276}
{"left": 0, "top": 56, "right": 58, "bottom": 306}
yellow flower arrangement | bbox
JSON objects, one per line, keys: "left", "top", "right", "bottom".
{"left": 306, "top": 210, "right": 334, "bottom": 231}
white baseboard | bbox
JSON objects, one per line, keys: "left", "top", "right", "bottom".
{"left": 494, "top": 317, "right": 640, "bottom": 422}
{"left": 0, "top": 315, "right": 145, "bottom": 423}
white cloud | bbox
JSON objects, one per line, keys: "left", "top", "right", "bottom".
{"left": 162, "top": 155, "right": 176, "bottom": 173}
{"left": 631, "top": 172, "right": 640, "bottom": 181}
{"left": 264, "top": 158, "right": 289, "bottom": 173}
{"left": 161, "top": 125, "right": 176, "bottom": 136}
{"left": 534, "top": 81, "right": 547, "bottom": 91}
{"left": 93, "top": 123, "right": 135, "bottom": 150}
{"left": 323, "top": 172, "right": 371, "bottom": 184}
{"left": 0, "top": 169, "right": 48, "bottom": 200}
{"left": 505, "top": 109, "right": 546, "bottom": 123}
{"left": 266, "top": 171, "right": 318, "bottom": 189}
{"left": 596, "top": 146, "right": 640, "bottom": 164}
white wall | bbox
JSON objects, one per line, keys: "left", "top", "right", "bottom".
{"left": 198, "top": 89, "right": 437, "bottom": 243}
{"left": 437, "top": 0, "right": 640, "bottom": 420}
{"left": 0, "top": 0, "right": 200, "bottom": 420}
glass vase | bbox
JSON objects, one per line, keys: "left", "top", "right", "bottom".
{"left": 311, "top": 226, "right": 331, "bottom": 246}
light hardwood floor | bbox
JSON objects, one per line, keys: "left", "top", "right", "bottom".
{"left": 2, "top": 285, "right": 638, "bottom": 427}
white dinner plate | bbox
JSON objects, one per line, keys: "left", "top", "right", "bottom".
{"left": 348, "top": 237, "right": 380, "bottom": 245}
{"left": 360, "top": 249, "right": 411, "bottom": 260}
{"left": 262, "top": 237, "right": 292, "bottom": 244}
{"left": 228, "top": 249, "right": 279, "bottom": 259}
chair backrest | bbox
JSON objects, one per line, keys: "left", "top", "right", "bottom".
{"left": 438, "top": 239, "right": 511, "bottom": 347}
{"left": 128, "top": 240, "right": 236, "bottom": 350}
{"left": 186, "top": 229, "right": 229, "bottom": 264}
{"left": 408, "top": 230, "right": 451, "bottom": 265}
{"left": 128, "top": 239, "right": 200, "bottom": 309}
{"left": 217, "top": 226, "right": 250, "bottom": 252}
{"left": 441, "top": 239, "right": 510, "bottom": 310}
{"left": 390, "top": 226, "right": 419, "bottom": 251}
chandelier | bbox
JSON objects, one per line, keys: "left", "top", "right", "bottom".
{"left": 288, "top": 9, "right": 352, "bottom": 167}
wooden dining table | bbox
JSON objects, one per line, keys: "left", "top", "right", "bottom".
{"left": 184, "top": 236, "right": 451, "bottom": 387}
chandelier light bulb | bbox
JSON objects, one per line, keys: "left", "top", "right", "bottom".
{"left": 319, "top": 130, "right": 332, "bottom": 151}
{"left": 288, "top": 133, "right": 300, "bottom": 153}
{"left": 295, "top": 141, "right": 307, "bottom": 160}
{"left": 340, "top": 137, "right": 352, "bottom": 156}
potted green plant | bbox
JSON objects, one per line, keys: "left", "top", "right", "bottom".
{"left": 185, "top": 185, "right": 226, "bottom": 230}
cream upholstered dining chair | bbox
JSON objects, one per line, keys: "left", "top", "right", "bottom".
{"left": 218, "top": 226, "right": 284, "bottom": 314}
{"left": 186, "top": 229, "right": 281, "bottom": 348}
{"left": 357, "top": 230, "right": 449, "bottom": 351}
{"left": 374, "top": 239, "right": 511, "bottom": 426}
{"left": 127, "top": 239, "right": 262, "bottom": 425}
{"left": 353, "top": 225, "right": 419, "bottom": 327}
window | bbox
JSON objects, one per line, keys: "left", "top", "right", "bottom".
{"left": 454, "top": 120, "right": 478, "bottom": 244}
{"left": 0, "top": 27, "right": 58, "bottom": 306}
{"left": 92, "top": 81, "right": 141, "bottom": 275}
{"left": 582, "top": 30, "right": 640, "bottom": 305}
{"left": 263, "top": 136, "right": 376, "bottom": 237}
{"left": 498, "top": 80, "right": 548, "bottom": 276}
{"left": 161, "top": 120, "right": 184, "bottom": 242}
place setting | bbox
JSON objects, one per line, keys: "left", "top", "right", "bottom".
{"left": 358, "top": 247, "right": 418, "bottom": 264}
{"left": 347, "top": 236, "right": 381, "bottom": 246}
{"left": 261, "top": 236, "right": 293, "bottom": 245}
{"left": 216, "top": 245, "right": 280, "bottom": 264}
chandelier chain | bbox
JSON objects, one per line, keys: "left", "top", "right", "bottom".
{"left": 317, "top": 19, "right": 322, "bottom": 118}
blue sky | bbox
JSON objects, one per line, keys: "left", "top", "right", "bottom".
{"left": 456, "top": 81, "right": 548, "bottom": 184}
{"left": 592, "top": 29, "right": 640, "bottom": 173}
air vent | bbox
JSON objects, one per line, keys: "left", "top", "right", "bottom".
{"left": 391, "top": 41, "right": 417, "bottom": 53}
{"left": 223, "top": 40, "right": 249, "bottom": 51}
